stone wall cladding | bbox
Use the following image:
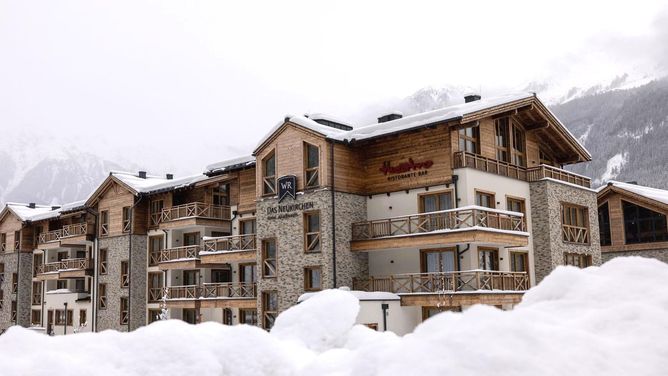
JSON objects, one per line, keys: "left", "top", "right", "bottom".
{"left": 602, "top": 249, "right": 668, "bottom": 264}
{"left": 97, "top": 235, "right": 147, "bottom": 332}
{"left": 256, "top": 190, "right": 368, "bottom": 321}
{"left": 0, "top": 252, "right": 32, "bottom": 330}
{"left": 530, "top": 180, "right": 602, "bottom": 282}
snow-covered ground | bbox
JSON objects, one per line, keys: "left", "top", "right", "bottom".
{"left": 1, "top": 257, "right": 667, "bottom": 375}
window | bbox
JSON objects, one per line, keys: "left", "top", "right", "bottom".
{"left": 182, "top": 270, "right": 198, "bottom": 285}
{"left": 11, "top": 272, "right": 18, "bottom": 294}
{"left": 262, "top": 239, "right": 277, "bottom": 277}
{"left": 148, "top": 272, "right": 163, "bottom": 302}
{"left": 561, "top": 203, "right": 589, "bottom": 244}
{"left": 100, "top": 210, "right": 109, "bottom": 236}
{"left": 148, "top": 309, "right": 162, "bottom": 324}
{"left": 419, "top": 191, "right": 453, "bottom": 213}
{"left": 262, "top": 291, "right": 278, "bottom": 330}
{"left": 478, "top": 248, "right": 499, "bottom": 271}
{"left": 458, "top": 125, "right": 480, "bottom": 153}
{"left": 598, "top": 202, "right": 612, "bottom": 246}
{"left": 506, "top": 197, "right": 525, "bottom": 214}
{"left": 539, "top": 150, "right": 557, "bottom": 166}
{"left": 148, "top": 236, "right": 164, "bottom": 266}
{"left": 79, "top": 309, "right": 87, "bottom": 326}
{"left": 510, "top": 252, "right": 529, "bottom": 273}
{"left": 120, "top": 297, "right": 129, "bottom": 325}
{"left": 304, "top": 266, "right": 322, "bottom": 291}
{"left": 262, "top": 151, "right": 277, "bottom": 195}
{"left": 511, "top": 123, "right": 526, "bottom": 167}
{"left": 99, "top": 249, "right": 108, "bottom": 275}
{"left": 421, "top": 249, "right": 457, "bottom": 273}
{"left": 622, "top": 200, "right": 668, "bottom": 244}
{"left": 304, "top": 143, "right": 320, "bottom": 188}
{"left": 149, "top": 199, "right": 164, "bottom": 226}
{"left": 57, "top": 251, "right": 67, "bottom": 261}
{"left": 121, "top": 261, "right": 129, "bottom": 288}
{"left": 304, "top": 211, "right": 321, "bottom": 252}
{"left": 0, "top": 290, "right": 3, "bottom": 310}
{"left": 422, "top": 306, "right": 461, "bottom": 321}
{"left": 32, "top": 281, "right": 42, "bottom": 305}
{"left": 564, "top": 253, "right": 592, "bottom": 268}
{"left": 11, "top": 301, "right": 17, "bottom": 322}
{"left": 122, "top": 207, "right": 131, "bottom": 233}
{"left": 211, "top": 268, "right": 231, "bottom": 283}
{"left": 75, "top": 278, "right": 85, "bottom": 292}
{"left": 183, "top": 232, "right": 200, "bottom": 246}
{"left": 240, "top": 219, "right": 256, "bottom": 235}
{"left": 223, "top": 308, "right": 233, "bottom": 325}
{"left": 182, "top": 308, "right": 197, "bottom": 324}
{"left": 495, "top": 118, "right": 510, "bottom": 162}
{"left": 0, "top": 233, "right": 5, "bottom": 252}
{"left": 55, "top": 309, "right": 73, "bottom": 326}
{"left": 31, "top": 310, "right": 41, "bottom": 326}
{"left": 98, "top": 283, "right": 107, "bottom": 310}
{"left": 213, "top": 184, "right": 230, "bottom": 206}
{"left": 14, "top": 231, "right": 20, "bottom": 250}
{"left": 57, "top": 279, "right": 67, "bottom": 290}
{"left": 239, "top": 309, "right": 258, "bottom": 326}
{"left": 475, "top": 191, "right": 496, "bottom": 209}
{"left": 240, "top": 263, "right": 256, "bottom": 283}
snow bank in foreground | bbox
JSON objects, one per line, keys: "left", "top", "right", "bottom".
{"left": 1, "top": 257, "right": 668, "bottom": 376}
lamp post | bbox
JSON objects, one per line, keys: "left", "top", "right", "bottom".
{"left": 63, "top": 302, "right": 68, "bottom": 335}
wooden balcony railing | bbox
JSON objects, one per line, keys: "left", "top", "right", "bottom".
{"left": 148, "top": 287, "right": 163, "bottom": 303}
{"left": 202, "top": 234, "right": 256, "bottom": 253}
{"left": 353, "top": 270, "right": 529, "bottom": 294}
{"left": 152, "top": 202, "right": 231, "bottom": 225}
{"left": 352, "top": 206, "right": 526, "bottom": 241}
{"left": 527, "top": 164, "right": 591, "bottom": 188}
{"left": 157, "top": 245, "right": 201, "bottom": 263}
{"left": 453, "top": 151, "right": 591, "bottom": 188}
{"left": 162, "top": 282, "right": 256, "bottom": 300}
{"left": 38, "top": 223, "right": 88, "bottom": 244}
{"left": 562, "top": 225, "right": 590, "bottom": 244}
{"left": 36, "top": 258, "right": 91, "bottom": 275}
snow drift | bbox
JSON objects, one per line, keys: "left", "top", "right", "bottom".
{"left": 1, "top": 257, "right": 667, "bottom": 376}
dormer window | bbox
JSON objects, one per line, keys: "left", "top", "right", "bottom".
{"left": 263, "top": 151, "right": 276, "bottom": 196}
{"left": 304, "top": 143, "right": 320, "bottom": 189}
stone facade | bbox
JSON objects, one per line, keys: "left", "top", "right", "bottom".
{"left": 530, "top": 180, "right": 602, "bottom": 282}
{"left": 602, "top": 249, "right": 668, "bottom": 264}
{"left": 256, "top": 189, "right": 368, "bottom": 322}
{"left": 97, "top": 235, "right": 147, "bottom": 332}
{"left": 0, "top": 252, "right": 32, "bottom": 331}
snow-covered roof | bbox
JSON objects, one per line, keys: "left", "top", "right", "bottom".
{"left": 28, "top": 200, "right": 87, "bottom": 222}
{"left": 110, "top": 171, "right": 209, "bottom": 194}
{"left": 204, "top": 155, "right": 256, "bottom": 175}
{"left": 255, "top": 93, "right": 542, "bottom": 153}
{"left": 599, "top": 181, "right": 668, "bottom": 206}
{"left": 306, "top": 113, "right": 354, "bottom": 128}
{"left": 4, "top": 203, "right": 56, "bottom": 222}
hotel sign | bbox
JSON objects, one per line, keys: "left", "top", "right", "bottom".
{"left": 266, "top": 201, "right": 315, "bottom": 220}
{"left": 380, "top": 158, "right": 434, "bottom": 181}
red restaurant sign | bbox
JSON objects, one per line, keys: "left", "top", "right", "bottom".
{"left": 380, "top": 158, "right": 434, "bottom": 181}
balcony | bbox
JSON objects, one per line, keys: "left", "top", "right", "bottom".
{"left": 154, "top": 245, "right": 201, "bottom": 270}
{"left": 353, "top": 270, "right": 529, "bottom": 307}
{"left": 350, "top": 206, "right": 528, "bottom": 251}
{"left": 37, "top": 223, "right": 91, "bottom": 248}
{"left": 199, "top": 234, "right": 257, "bottom": 264}
{"left": 151, "top": 202, "right": 232, "bottom": 230}
{"left": 160, "top": 282, "right": 256, "bottom": 309}
{"left": 35, "top": 258, "right": 92, "bottom": 280}
{"left": 453, "top": 151, "right": 591, "bottom": 188}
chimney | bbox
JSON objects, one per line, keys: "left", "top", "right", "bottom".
{"left": 625, "top": 181, "right": 638, "bottom": 185}
{"left": 28, "top": 203, "right": 36, "bottom": 209}
{"left": 464, "top": 94, "right": 481, "bottom": 103}
{"left": 166, "top": 174, "right": 173, "bottom": 180}
{"left": 138, "top": 171, "right": 147, "bottom": 179}
{"left": 378, "top": 112, "right": 403, "bottom": 123}
{"left": 51, "top": 206, "right": 61, "bottom": 210}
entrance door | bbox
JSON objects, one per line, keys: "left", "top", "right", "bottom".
{"left": 182, "top": 309, "right": 197, "bottom": 324}
{"left": 222, "top": 308, "right": 233, "bottom": 325}
{"left": 421, "top": 249, "right": 457, "bottom": 292}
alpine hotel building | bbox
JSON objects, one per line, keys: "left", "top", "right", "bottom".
{"left": 0, "top": 93, "right": 602, "bottom": 335}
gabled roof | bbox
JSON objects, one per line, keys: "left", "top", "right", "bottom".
{"left": 204, "top": 155, "right": 256, "bottom": 176}
{"left": 253, "top": 92, "right": 591, "bottom": 162}
{"left": 1, "top": 203, "right": 55, "bottom": 222}
{"left": 598, "top": 181, "right": 668, "bottom": 210}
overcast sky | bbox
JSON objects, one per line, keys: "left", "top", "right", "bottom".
{"left": 0, "top": 0, "right": 667, "bottom": 175}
